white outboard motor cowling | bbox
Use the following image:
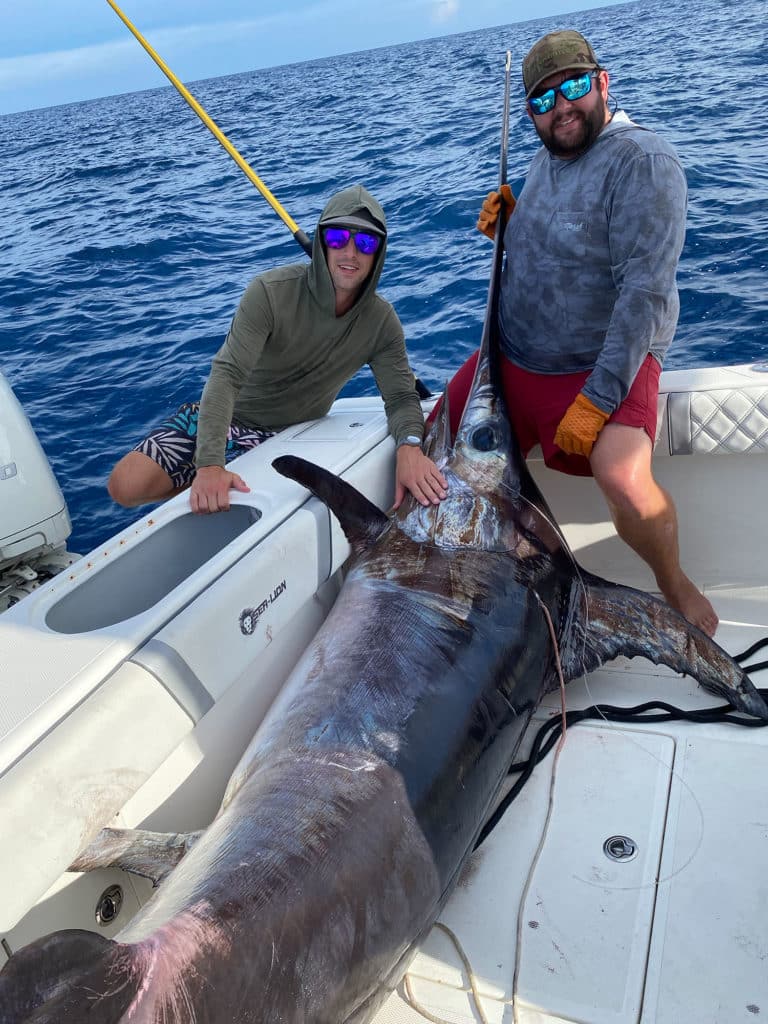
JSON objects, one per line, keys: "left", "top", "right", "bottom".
{"left": 0, "top": 372, "right": 72, "bottom": 572}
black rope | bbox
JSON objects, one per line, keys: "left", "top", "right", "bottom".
{"left": 474, "top": 639, "right": 768, "bottom": 850}
{"left": 732, "top": 634, "right": 768, "bottom": 668}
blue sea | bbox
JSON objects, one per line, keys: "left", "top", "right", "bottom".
{"left": 1, "top": 0, "right": 766, "bottom": 556}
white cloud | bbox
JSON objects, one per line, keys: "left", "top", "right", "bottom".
{"left": 0, "top": 0, "right": 506, "bottom": 114}
{"left": 0, "top": 41, "right": 134, "bottom": 90}
{"left": 431, "top": 0, "right": 459, "bottom": 23}
{"left": 0, "top": 6, "right": 340, "bottom": 91}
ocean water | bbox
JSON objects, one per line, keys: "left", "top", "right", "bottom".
{"left": 1, "top": 0, "right": 766, "bottom": 555}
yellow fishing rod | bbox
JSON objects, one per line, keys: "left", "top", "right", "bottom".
{"left": 105, "top": 0, "right": 312, "bottom": 255}
{"left": 107, "top": 0, "right": 433, "bottom": 399}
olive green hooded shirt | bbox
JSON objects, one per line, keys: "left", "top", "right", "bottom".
{"left": 195, "top": 185, "right": 424, "bottom": 468}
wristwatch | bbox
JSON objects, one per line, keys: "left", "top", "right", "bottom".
{"left": 396, "top": 435, "right": 422, "bottom": 449}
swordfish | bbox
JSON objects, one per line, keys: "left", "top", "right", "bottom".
{"left": 2, "top": 247, "right": 767, "bottom": 1024}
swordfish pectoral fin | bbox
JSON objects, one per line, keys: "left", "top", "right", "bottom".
{"left": 69, "top": 826, "right": 203, "bottom": 886}
{"left": 273, "top": 454, "right": 390, "bottom": 555}
{"left": 565, "top": 575, "right": 768, "bottom": 721}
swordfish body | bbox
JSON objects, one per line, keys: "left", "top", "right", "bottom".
{"left": 3, "top": 350, "right": 767, "bottom": 1024}
{"left": 2, "top": 280, "right": 767, "bottom": 1024}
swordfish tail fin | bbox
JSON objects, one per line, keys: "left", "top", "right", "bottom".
{"left": 566, "top": 575, "right": 768, "bottom": 721}
{"left": 0, "top": 929, "right": 138, "bottom": 1022}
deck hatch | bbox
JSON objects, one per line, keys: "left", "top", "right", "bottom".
{"left": 45, "top": 506, "right": 261, "bottom": 633}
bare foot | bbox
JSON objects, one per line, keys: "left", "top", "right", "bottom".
{"left": 661, "top": 575, "right": 719, "bottom": 637}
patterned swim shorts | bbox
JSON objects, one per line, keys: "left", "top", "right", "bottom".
{"left": 133, "top": 402, "right": 276, "bottom": 489}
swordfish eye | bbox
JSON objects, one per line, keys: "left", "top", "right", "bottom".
{"left": 470, "top": 424, "right": 499, "bottom": 452}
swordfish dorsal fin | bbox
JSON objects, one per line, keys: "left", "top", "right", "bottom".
{"left": 565, "top": 573, "right": 768, "bottom": 721}
{"left": 273, "top": 455, "right": 390, "bottom": 556}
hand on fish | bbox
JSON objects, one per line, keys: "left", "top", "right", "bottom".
{"left": 393, "top": 446, "right": 448, "bottom": 508}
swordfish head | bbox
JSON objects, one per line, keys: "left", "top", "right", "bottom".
{"left": 398, "top": 292, "right": 562, "bottom": 570}
{"left": 430, "top": 331, "right": 520, "bottom": 528}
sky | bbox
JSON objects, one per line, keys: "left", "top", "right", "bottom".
{"left": 0, "top": 0, "right": 626, "bottom": 117}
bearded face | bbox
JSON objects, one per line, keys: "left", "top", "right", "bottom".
{"left": 528, "top": 70, "right": 610, "bottom": 159}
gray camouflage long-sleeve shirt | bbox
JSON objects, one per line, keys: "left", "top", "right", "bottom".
{"left": 498, "top": 111, "right": 687, "bottom": 413}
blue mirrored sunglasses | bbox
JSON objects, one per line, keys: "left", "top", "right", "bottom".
{"left": 528, "top": 71, "right": 597, "bottom": 116}
{"left": 323, "top": 227, "right": 381, "bottom": 255}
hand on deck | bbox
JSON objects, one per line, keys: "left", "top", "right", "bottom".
{"left": 190, "top": 465, "right": 250, "bottom": 513}
{"left": 393, "top": 446, "right": 448, "bottom": 509}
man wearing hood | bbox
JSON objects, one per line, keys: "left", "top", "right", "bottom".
{"left": 108, "top": 185, "right": 447, "bottom": 513}
{"left": 433, "top": 31, "right": 718, "bottom": 637}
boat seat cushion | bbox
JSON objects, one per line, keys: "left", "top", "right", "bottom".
{"left": 667, "top": 387, "right": 768, "bottom": 454}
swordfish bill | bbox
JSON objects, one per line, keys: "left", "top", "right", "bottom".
{"left": 2, "top": 85, "right": 767, "bottom": 1024}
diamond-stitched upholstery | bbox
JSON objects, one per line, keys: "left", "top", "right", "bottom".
{"left": 667, "top": 388, "right": 768, "bottom": 455}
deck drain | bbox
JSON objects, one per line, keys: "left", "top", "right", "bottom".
{"left": 603, "top": 835, "right": 638, "bottom": 862}
{"left": 95, "top": 884, "right": 124, "bottom": 926}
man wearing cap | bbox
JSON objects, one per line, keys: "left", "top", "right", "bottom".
{"left": 436, "top": 30, "right": 718, "bottom": 636}
{"left": 108, "top": 184, "right": 448, "bottom": 514}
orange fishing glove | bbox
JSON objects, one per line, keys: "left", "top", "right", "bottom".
{"left": 554, "top": 392, "right": 611, "bottom": 458}
{"left": 476, "top": 184, "right": 516, "bottom": 239}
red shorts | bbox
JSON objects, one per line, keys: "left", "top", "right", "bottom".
{"left": 427, "top": 352, "right": 661, "bottom": 477}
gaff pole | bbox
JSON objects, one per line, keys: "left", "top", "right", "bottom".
{"left": 105, "top": 0, "right": 312, "bottom": 255}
